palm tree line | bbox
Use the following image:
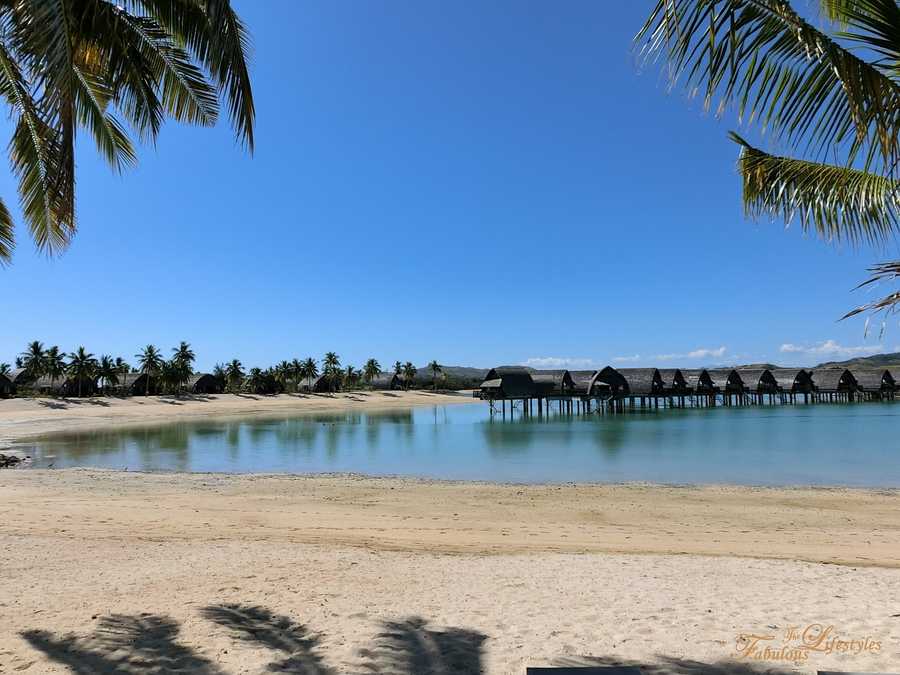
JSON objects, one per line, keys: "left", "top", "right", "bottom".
{"left": 2, "top": 341, "right": 445, "bottom": 397}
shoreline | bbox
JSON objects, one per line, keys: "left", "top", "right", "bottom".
{"left": 4, "top": 468, "right": 899, "bottom": 568}
{"left": 0, "top": 389, "right": 475, "bottom": 446}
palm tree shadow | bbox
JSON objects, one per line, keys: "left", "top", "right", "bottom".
{"left": 201, "top": 604, "right": 332, "bottom": 674}
{"left": 358, "top": 616, "right": 487, "bottom": 675}
{"left": 550, "top": 655, "right": 801, "bottom": 674}
{"left": 20, "top": 613, "right": 223, "bottom": 674}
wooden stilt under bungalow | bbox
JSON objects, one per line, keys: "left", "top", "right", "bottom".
{"left": 770, "top": 369, "right": 815, "bottom": 401}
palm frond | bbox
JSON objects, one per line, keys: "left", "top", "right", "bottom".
{"left": 0, "top": 196, "right": 14, "bottom": 264}
{"left": 842, "top": 260, "right": 900, "bottom": 317}
{"left": 130, "top": 0, "right": 255, "bottom": 150}
{"left": 732, "top": 132, "right": 900, "bottom": 245}
{"left": 636, "top": 0, "right": 900, "bottom": 168}
{"left": 72, "top": 63, "right": 137, "bottom": 172}
{"left": 0, "top": 39, "right": 74, "bottom": 254}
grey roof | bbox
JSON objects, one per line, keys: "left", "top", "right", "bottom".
{"left": 849, "top": 368, "right": 890, "bottom": 391}
{"left": 479, "top": 369, "right": 535, "bottom": 398}
{"left": 569, "top": 370, "right": 598, "bottom": 394}
{"left": 736, "top": 368, "right": 777, "bottom": 391}
{"left": 769, "top": 368, "right": 813, "bottom": 392}
{"left": 707, "top": 369, "right": 744, "bottom": 391}
{"left": 6, "top": 368, "right": 31, "bottom": 385}
{"left": 530, "top": 370, "right": 574, "bottom": 394}
{"left": 810, "top": 368, "right": 857, "bottom": 392}
{"left": 681, "top": 369, "right": 716, "bottom": 391}
{"left": 657, "top": 368, "right": 689, "bottom": 391}
{"left": 370, "top": 372, "right": 400, "bottom": 389}
{"left": 616, "top": 368, "right": 663, "bottom": 395}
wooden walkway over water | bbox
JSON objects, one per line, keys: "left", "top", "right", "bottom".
{"left": 476, "top": 366, "right": 897, "bottom": 417}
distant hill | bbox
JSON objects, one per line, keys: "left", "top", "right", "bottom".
{"left": 814, "top": 352, "right": 900, "bottom": 368}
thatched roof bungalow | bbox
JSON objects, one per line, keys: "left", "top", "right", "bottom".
{"left": 681, "top": 369, "right": 717, "bottom": 394}
{"left": 770, "top": 368, "right": 814, "bottom": 393}
{"left": 0, "top": 372, "right": 14, "bottom": 397}
{"left": 707, "top": 369, "right": 744, "bottom": 393}
{"left": 480, "top": 367, "right": 535, "bottom": 399}
{"left": 849, "top": 368, "right": 893, "bottom": 394}
{"left": 112, "top": 373, "right": 161, "bottom": 396}
{"left": 370, "top": 372, "right": 402, "bottom": 390}
{"left": 186, "top": 373, "right": 223, "bottom": 394}
{"left": 658, "top": 368, "right": 690, "bottom": 394}
{"left": 531, "top": 370, "right": 574, "bottom": 396}
{"left": 736, "top": 368, "right": 778, "bottom": 393}
{"left": 303, "top": 373, "right": 334, "bottom": 393}
{"left": 27, "top": 375, "right": 98, "bottom": 397}
{"left": 616, "top": 368, "right": 664, "bottom": 396}
{"left": 5, "top": 368, "right": 32, "bottom": 387}
{"left": 809, "top": 368, "right": 858, "bottom": 394}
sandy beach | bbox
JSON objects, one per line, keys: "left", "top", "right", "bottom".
{"left": 2, "top": 469, "right": 899, "bottom": 673}
{"left": 0, "top": 390, "right": 472, "bottom": 447}
{"left": 1, "top": 395, "right": 899, "bottom": 673}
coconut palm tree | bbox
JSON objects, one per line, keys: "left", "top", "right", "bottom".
{"left": 67, "top": 347, "right": 98, "bottom": 398}
{"left": 323, "top": 352, "right": 341, "bottom": 392}
{"left": 394, "top": 360, "right": 403, "bottom": 376}
{"left": 427, "top": 360, "right": 443, "bottom": 391}
{"left": 115, "top": 357, "right": 130, "bottom": 395}
{"left": 343, "top": 365, "right": 359, "bottom": 391}
{"left": 225, "top": 359, "right": 244, "bottom": 393}
{"left": 402, "top": 362, "right": 417, "bottom": 391}
{"left": 45, "top": 346, "right": 67, "bottom": 391}
{"left": 171, "top": 341, "right": 195, "bottom": 393}
{"left": 19, "top": 341, "right": 45, "bottom": 380}
{"left": 135, "top": 344, "right": 163, "bottom": 396}
{"left": 636, "top": 0, "right": 900, "bottom": 319}
{"left": 290, "top": 358, "right": 303, "bottom": 392}
{"left": 363, "top": 358, "right": 382, "bottom": 385}
{"left": 0, "top": 363, "right": 10, "bottom": 376}
{"left": 275, "top": 360, "right": 292, "bottom": 392}
{"left": 97, "top": 355, "right": 119, "bottom": 394}
{"left": 0, "top": 0, "right": 255, "bottom": 266}
{"left": 301, "top": 357, "right": 318, "bottom": 391}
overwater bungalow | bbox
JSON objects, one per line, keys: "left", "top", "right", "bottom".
{"left": 616, "top": 368, "right": 665, "bottom": 396}
{"left": 658, "top": 368, "right": 690, "bottom": 395}
{"left": 707, "top": 369, "right": 743, "bottom": 392}
{"left": 770, "top": 369, "right": 814, "bottom": 395}
{"left": 0, "top": 372, "right": 14, "bottom": 397}
{"left": 370, "top": 372, "right": 403, "bottom": 390}
{"left": 810, "top": 368, "right": 858, "bottom": 396}
{"left": 736, "top": 369, "right": 778, "bottom": 394}
{"left": 850, "top": 369, "right": 893, "bottom": 399}
{"left": 480, "top": 367, "right": 535, "bottom": 399}
{"left": 681, "top": 369, "right": 717, "bottom": 394}
{"left": 531, "top": 370, "right": 574, "bottom": 397}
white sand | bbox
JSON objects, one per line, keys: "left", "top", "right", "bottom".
{"left": 1, "top": 470, "right": 899, "bottom": 673}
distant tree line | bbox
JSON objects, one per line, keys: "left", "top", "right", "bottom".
{"left": 1, "top": 342, "right": 448, "bottom": 397}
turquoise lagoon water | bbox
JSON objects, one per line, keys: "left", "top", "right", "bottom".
{"left": 18, "top": 402, "right": 900, "bottom": 486}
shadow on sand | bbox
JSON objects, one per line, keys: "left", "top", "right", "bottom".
{"left": 19, "top": 608, "right": 798, "bottom": 675}
{"left": 20, "top": 607, "right": 487, "bottom": 675}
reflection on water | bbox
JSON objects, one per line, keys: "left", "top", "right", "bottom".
{"left": 19, "top": 402, "right": 900, "bottom": 486}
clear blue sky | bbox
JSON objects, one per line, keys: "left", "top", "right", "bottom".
{"left": 1, "top": 1, "right": 897, "bottom": 371}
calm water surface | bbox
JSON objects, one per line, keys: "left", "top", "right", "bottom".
{"left": 19, "top": 402, "right": 900, "bottom": 486}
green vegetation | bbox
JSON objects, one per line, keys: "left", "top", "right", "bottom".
{"left": 0, "top": 0, "right": 254, "bottom": 265}
{"left": 635, "top": 0, "right": 900, "bottom": 318}
{"left": 2, "top": 340, "right": 454, "bottom": 398}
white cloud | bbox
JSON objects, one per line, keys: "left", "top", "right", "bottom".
{"left": 779, "top": 340, "right": 883, "bottom": 357}
{"left": 612, "top": 354, "right": 641, "bottom": 363}
{"left": 522, "top": 357, "right": 598, "bottom": 369}
{"left": 655, "top": 346, "right": 727, "bottom": 361}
